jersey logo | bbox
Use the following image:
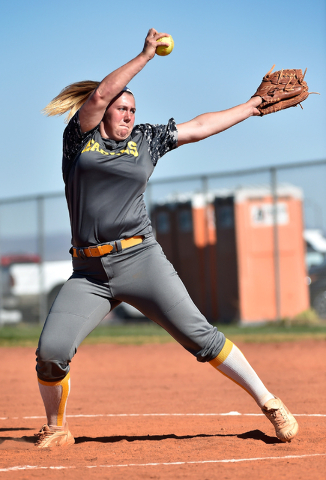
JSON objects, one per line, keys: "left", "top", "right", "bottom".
{"left": 81, "top": 139, "right": 139, "bottom": 157}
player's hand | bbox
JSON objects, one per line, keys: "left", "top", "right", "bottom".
{"left": 249, "top": 96, "right": 263, "bottom": 116}
{"left": 142, "top": 28, "right": 171, "bottom": 60}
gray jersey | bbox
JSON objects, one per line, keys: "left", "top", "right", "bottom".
{"left": 62, "top": 112, "right": 178, "bottom": 247}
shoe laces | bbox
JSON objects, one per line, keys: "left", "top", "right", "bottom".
{"left": 35, "top": 425, "right": 53, "bottom": 446}
{"left": 265, "top": 406, "right": 288, "bottom": 428}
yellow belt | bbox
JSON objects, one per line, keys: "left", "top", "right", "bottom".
{"left": 72, "top": 236, "right": 144, "bottom": 258}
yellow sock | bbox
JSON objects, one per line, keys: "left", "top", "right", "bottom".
{"left": 210, "top": 339, "right": 274, "bottom": 407}
{"left": 38, "top": 372, "right": 70, "bottom": 430}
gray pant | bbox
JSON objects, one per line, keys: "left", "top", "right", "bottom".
{"left": 36, "top": 234, "right": 225, "bottom": 381}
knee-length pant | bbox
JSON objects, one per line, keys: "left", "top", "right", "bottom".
{"left": 36, "top": 234, "right": 225, "bottom": 381}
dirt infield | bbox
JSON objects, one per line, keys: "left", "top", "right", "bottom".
{"left": 0, "top": 340, "right": 325, "bottom": 479}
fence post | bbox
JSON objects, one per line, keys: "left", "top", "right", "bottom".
{"left": 0, "top": 209, "right": 3, "bottom": 325}
{"left": 270, "top": 168, "right": 281, "bottom": 321}
{"left": 37, "top": 196, "right": 47, "bottom": 325}
{"left": 201, "top": 175, "right": 214, "bottom": 321}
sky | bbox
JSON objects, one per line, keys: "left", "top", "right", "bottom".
{"left": 0, "top": 0, "right": 325, "bottom": 201}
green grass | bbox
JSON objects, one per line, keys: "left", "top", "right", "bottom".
{"left": 0, "top": 321, "right": 326, "bottom": 347}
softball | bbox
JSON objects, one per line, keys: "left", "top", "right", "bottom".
{"left": 156, "top": 35, "right": 174, "bottom": 56}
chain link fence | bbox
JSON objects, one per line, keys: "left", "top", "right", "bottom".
{"left": 1, "top": 159, "right": 325, "bottom": 325}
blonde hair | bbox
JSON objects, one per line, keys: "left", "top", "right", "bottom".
{"left": 42, "top": 80, "right": 100, "bottom": 123}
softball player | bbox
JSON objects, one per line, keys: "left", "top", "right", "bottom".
{"left": 35, "top": 28, "right": 298, "bottom": 447}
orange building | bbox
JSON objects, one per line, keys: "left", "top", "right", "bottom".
{"left": 151, "top": 193, "right": 218, "bottom": 320}
{"left": 152, "top": 185, "right": 309, "bottom": 323}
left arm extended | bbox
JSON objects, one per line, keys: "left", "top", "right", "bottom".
{"left": 177, "top": 97, "right": 262, "bottom": 147}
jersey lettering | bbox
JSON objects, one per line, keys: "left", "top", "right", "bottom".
{"left": 128, "top": 141, "right": 139, "bottom": 157}
{"left": 81, "top": 139, "right": 139, "bottom": 158}
{"left": 99, "top": 149, "right": 109, "bottom": 156}
{"left": 90, "top": 142, "right": 100, "bottom": 152}
{"left": 81, "top": 139, "right": 93, "bottom": 153}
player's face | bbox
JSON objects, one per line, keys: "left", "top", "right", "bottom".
{"left": 102, "top": 93, "right": 136, "bottom": 141}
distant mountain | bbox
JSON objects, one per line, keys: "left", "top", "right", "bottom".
{"left": 0, "top": 232, "right": 72, "bottom": 261}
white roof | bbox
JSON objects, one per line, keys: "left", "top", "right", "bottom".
{"left": 234, "top": 184, "right": 303, "bottom": 203}
{"left": 154, "top": 183, "right": 303, "bottom": 207}
{"left": 304, "top": 229, "right": 326, "bottom": 253}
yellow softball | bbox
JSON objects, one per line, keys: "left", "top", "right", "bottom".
{"left": 156, "top": 35, "right": 174, "bottom": 56}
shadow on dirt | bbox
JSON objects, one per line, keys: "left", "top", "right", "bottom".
{"left": 0, "top": 428, "right": 34, "bottom": 433}
{"left": 237, "top": 429, "right": 282, "bottom": 444}
{"left": 0, "top": 437, "right": 35, "bottom": 445}
{"left": 75, "top": 430, "right": 280, "bottom": 445}
{"left": 0, "top": 427, "right": 36, "bottom": 446}
{"left": 75, "top": 433, "right": 235, "bottom": 444}
{"left": 0, "top": 429, "right": 281, "bottom": 447}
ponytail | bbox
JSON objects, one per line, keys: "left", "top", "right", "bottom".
{"left": 42, "top": 80, "right": 100, "bottom": 123}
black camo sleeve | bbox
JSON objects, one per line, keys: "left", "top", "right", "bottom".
{"left": 136, "top": 118, "right": 178, "bottom": 166}
{"left": 63, "top": 112, "right": 98, "bottom": 163}
{"left": 62, "top": 112, "right": 99, "bottom": 181}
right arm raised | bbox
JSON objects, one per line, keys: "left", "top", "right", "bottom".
{"left": 79, "top": 28, "right": 170, "bottom": 133}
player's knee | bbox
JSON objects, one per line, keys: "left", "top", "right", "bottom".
{"left": 36, "top": 358, "right": 69, "bottom": 382}
{"left": 35, "top": 341, "right": 70, "bottom": 382}
{"left": 195, "top": 328, "right": 226, "bottom": 363}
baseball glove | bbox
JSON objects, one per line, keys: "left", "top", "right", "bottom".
{"left": 252, "top": 65, "right": 313, "bottom": 116}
